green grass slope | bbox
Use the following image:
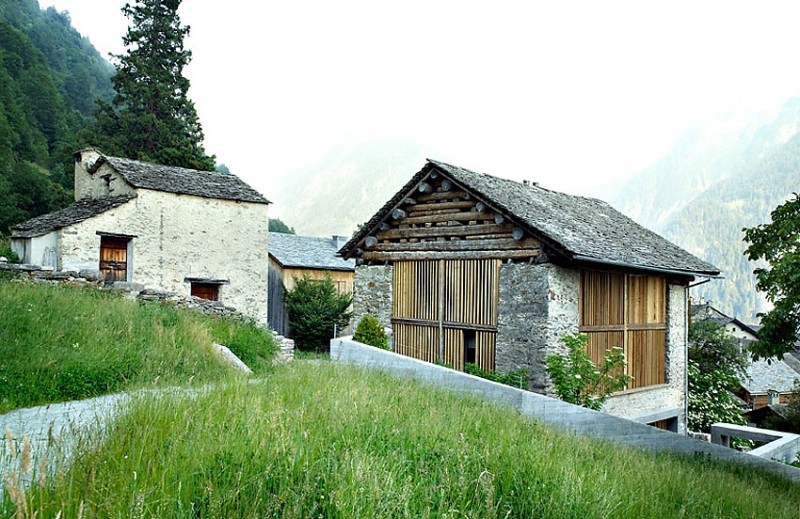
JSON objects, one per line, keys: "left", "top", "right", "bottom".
{"left": 5, "top": 362, "right": 799, "bottom": 518}
{"left": 0, "top": 278, "right": 277, "bottom": 412}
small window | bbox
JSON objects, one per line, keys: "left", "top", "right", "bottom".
{"left": 464, "top": 330, "right": 477, "bottom": 364}
{"left": 191, "top": 282, "right": 220, "bottom": 301}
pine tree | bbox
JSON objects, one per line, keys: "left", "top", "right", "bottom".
{"left": 88, "top": 0, "right": 215, "bottom": 171}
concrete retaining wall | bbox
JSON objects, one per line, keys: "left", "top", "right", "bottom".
{"left": 331, "top": 336, "right": 800, "bottom": 483}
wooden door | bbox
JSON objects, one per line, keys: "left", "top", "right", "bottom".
{"left": 99, "top": 237, "right": 128, "bottom": 283}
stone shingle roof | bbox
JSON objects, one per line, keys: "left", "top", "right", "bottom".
{"left": 341, "top": 160, "right": 720, "bottom": 277}
{"left": 742, "top": 357, "right": 800, "bottom": 394}
{"left": 269, "top": 233, "right": 355, "bottom": 271}
{"left": 11, "top": 195, "right": 135, "bottom": 238}
{"left": 94, "top": 155, "right": 269, "bottom": 204}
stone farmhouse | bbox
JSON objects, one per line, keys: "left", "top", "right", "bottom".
{"left": 267, "top": 233, "right": 354, "bottom": 335}
{"left": 10, "top": 148, "right": 270, "bottom": 323}
{"left": 339, "top": 160, "right": 720, "bottom": 431}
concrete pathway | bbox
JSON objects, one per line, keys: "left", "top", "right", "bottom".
{"left": 1, "top": 393, "right": 130, "bottom": 482}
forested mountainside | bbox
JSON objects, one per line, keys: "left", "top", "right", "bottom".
{"left": 0, "top": 0, "right": 114, "bottom": 233}
{"left": 277, "top": 139, "right": 435, "bottom": 237}
{"left": 611, "top": 98, "right": 800, "bottom": 322}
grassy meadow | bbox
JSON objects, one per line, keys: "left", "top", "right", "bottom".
{"left": 0, "top": 278, "right": 277, "bottom": 413}
{"left": 4, "top": 362, "right": 800, "bottom": 518}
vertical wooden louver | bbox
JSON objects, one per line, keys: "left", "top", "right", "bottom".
{"left": 579, "top": 270, "right": 666, "bottom": 390}
{"left": 392, "top": 259, "right": 499, "bottom": 372}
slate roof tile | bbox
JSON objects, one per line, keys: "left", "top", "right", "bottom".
{"left": 96, "top": 155, "right": 269, "bottom": 205}
{"left": 11, "top": 195, "right": 135, "bottom": 238}
{"left": 341, "top": 160, "right": 720, "bottom": 277}
{"left": 269, "top": 233, "right": 354, "bottom": 271}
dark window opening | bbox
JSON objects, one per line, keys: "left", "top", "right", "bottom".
{"left": 464, "top": 329, "right": 477, "bottom": 364}
{"left": 648, "top": 417, "right": 678, "bottom": 432}
{"left": 191, "top": 282, "right": 220, "bottom": 301}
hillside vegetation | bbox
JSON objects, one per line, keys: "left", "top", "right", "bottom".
{"left": 4, "top": 362, "right": 799, "bottom": 517}
{"left": 611, "top": 99, "right": 800, "bottom": 321}
{"left": 0, "top": 0, "right": 114, "bottom": 233}
{"left": 0, "top": 278, "right": 277, "bottom": 413}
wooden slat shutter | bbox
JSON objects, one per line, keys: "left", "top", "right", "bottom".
{"left": 392, "top": 259, "right": 499, "bottom": 372}
{"left": 580, "top": 270, "right": 666, "bottom": 390}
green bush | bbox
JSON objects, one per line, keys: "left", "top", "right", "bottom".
{"left": 0, "top": 237, "right": 20, "bottom": 263}
{"left": 284, "top": 274, "right": 352, "bottom": 352}
{"left": 353, "top": 314, "right": 388, "bottom": 349}
{"left": 464, "top": 362, "right": 528, "bottom": 389}
{"left": 545, "top": 332, "right": 630, "bottom": 410}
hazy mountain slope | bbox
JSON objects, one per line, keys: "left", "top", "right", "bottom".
{"left": 612, "top": 99, "right": 800, "bottom": 321}
{"left": 277, "top": 139, "right": 434, "bottom": 237}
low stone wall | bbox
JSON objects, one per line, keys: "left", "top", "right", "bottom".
{"left": 331, "top": 336, "right": 800, "bottom": 483}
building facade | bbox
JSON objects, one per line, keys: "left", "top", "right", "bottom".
{"left": 11, "top": 148, "right": 270, "bottom": 323}
{"left": 340, "top": 160, "right": 720, "bottom": 431}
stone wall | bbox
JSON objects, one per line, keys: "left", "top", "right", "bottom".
{"left": 54, "top": 188, "right": 269, "bottom": 324}
{"left": 74, "top": 148, "right": 136, "bottom": 200}
{"left": 495, "top": 263, "right": 549, "bottom": 392}
{"left": 495, "top": 263, "right": 580, "bottom": 394}
{"left": 351, "top": 264, "right": 393, "bottom": 329}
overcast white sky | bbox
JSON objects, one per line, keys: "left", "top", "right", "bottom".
{"left": 43, "top": 0, "right": 800, "bottom": 207}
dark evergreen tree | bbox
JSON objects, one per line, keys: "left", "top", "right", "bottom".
{"left": 269, "top": 218, "right": 296, "bottom": 234}
{"left": 89, "top": 0, "right": 215, "bottom": 171}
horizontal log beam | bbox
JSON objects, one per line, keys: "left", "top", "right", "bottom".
{"left": 377, "top": 223, "right": 513, "bottom": 240}
{"left": 368, "top": 238, "right": 540, "bottom": 252}
{"left": 407, "top": 200, "right": 476, "bottom": 213}
{"left": 363, "top": 249, "right": 542, "bottom": 262}
{"left": 415, "top": 191, "right": 467, "bottom": 202}
{"left": 401, "top": 211, "right": 494, "bottom": 226}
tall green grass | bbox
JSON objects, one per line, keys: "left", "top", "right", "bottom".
{"left": 0, "top": 279, "right": 277, "bottom": 412}
{"left": 5, "top": 362, "right": 799, "bottom": 518}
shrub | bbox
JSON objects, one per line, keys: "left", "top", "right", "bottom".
{"left": 545, "top": 332, "right": 630, "bottom": 410}
{"left": 464, "top": 362, "right": 528, "bottom": 389}
{"left": 353, "top": 314, "right": 388, "bottom": 349}
{"left": 284, "top": 274, "right": 352, "bottom": 352}
{"left": 0, "top": 237, "right": 20, "bottom": 263}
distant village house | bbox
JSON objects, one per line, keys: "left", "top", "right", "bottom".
{"left": 268, "top": 233, "right": 354, "bottom": 336}
{"left": 10, "top": 148, "right": 270, "bottom": 323}
{"left": 339, "top": 160, "right": 721, "bottom": 431}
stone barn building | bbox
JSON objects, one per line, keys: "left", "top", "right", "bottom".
{"left": 339, "top": 160, "right": 720, "bottom": 431}
{"left": 10, "top": 148, "right": 270, "bottom": 323}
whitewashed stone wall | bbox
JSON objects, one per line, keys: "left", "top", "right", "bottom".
{"left": 12, "top": 231, "right": 58, "bottom": 266}
{"left": 56, "top": 189, "right": 269, "bottom": 323}
{"left": 73, "top": 149, "right": 135, "bottom": 200}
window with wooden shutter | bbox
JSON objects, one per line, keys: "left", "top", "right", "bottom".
{"left": 579, "top": 270, "right": 667, "bottom": 390}
{"left": 191, "top": 282, "right": 220, "bottom": 301}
